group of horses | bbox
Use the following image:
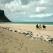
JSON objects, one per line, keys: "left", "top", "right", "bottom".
{"left": 36, "top": 24, "right": 46, "bottom": 29}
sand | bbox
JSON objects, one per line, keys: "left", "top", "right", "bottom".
{"left": 0, "top": 24, "right": 53, "bottom": 53}
{"left": 0, "top": 24, "right": 53, "bottom": 38}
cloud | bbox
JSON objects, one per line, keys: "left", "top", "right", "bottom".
{"left": 5, "top": 0, "right": 20, "bottom": 12}
{"left": 0, "top": 0, "right": 53, "bottom": 22}
{"left": 30, "top": 13, "right": 53, "bottom": 18}
{"left": 39, "top": 0, "right": 48, "bottom": 4}
{"left": 4, "top": 0, "right": 47, "bottom": 12}
{"left": 35, "top": 7, "right": 46, "bottom": 13}
{"left": 0, "top": 0, "right": 13, "bottom": 4}
{"left": 21, "top": 0, "right": 30, "bottom": 5}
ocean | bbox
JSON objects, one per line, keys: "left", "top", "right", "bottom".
{"left": 0, "top": 22, "right": 53, "bottom": 25}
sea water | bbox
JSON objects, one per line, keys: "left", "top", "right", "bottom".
{"left": 0, "top": 22, "right": 53, "bottom": 25}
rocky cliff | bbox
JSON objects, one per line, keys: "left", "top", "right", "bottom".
{"left": 0, "top": 10, "right": 11, "bottom": 22}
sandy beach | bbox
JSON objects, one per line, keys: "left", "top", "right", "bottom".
{"left": 0, "top": 23, "right": 53, "bottom": 53}
{"left": 0, "top": 24, "right": 53, "bottom": 38}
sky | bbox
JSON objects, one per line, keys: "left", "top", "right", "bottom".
{"left": 0, "top": 0, "right": 53, "bottom": 22}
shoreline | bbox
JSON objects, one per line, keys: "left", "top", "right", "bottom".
{"left": 0, "top": 22, "right": 53, "bottom": 25}
{"left": 0, "top": 23, "right": 53, "bottom": 26}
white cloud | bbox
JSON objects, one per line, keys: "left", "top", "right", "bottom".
{"left": 35, "top": 7, "right": 46, "bottom": 13}
{"left": 5, "top": 0, "right": 21, "bottom": 12}
{"left": 30, "top": 13, "right": 53, "bottom": 18}
{"left": 4, "top": 0, "right": 44, "bottom": 13}
{"left": 4, "top": 0, "right": 53, "bottom": 13}
{"left": 39, "top": 0, "right": 47, "bottom": 4}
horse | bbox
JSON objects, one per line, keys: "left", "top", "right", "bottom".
{"left": 36, "top": 24, "right": 39, "bottom": 29}
{"left": 48, "top": 38, "right": 53, "bottom": 44}
{"left": 42, "top": 25, "right": 46, "bottom": 29}
{"left": 36, "top": 24, "right": 42, "bottom": 29}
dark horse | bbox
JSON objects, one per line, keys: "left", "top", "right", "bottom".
{"left": 36, "top": 24, "right": 41, "bottom": 29}
{"left": 36, "top": 24, "right": 39, "bottom": 29}
{"left": 42, "top": 25, "right": 46, "bottom": 29}
{"left": 48, "top": 38, "right": 53, "bottom": 44}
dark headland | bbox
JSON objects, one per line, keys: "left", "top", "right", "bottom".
{"left": 0, "top": 10, "right": 11, "bottom": 22}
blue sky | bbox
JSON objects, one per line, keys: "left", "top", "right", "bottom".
{"left": 0, "top": 0, "right": 53, "bottom": 22}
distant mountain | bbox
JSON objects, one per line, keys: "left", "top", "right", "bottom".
{"left": 0, "top": 10, "right": 11, "bottom": 22}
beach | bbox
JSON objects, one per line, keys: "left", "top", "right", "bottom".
{"left": 0, "top": 24, "right": 53, "bottom": 38}
{"left": 0, "top": 23, "right": 53, "bottom": 53}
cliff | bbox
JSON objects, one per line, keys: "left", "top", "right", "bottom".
{"left": 0, "top": 10, "right": 11, "bottom": 22}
